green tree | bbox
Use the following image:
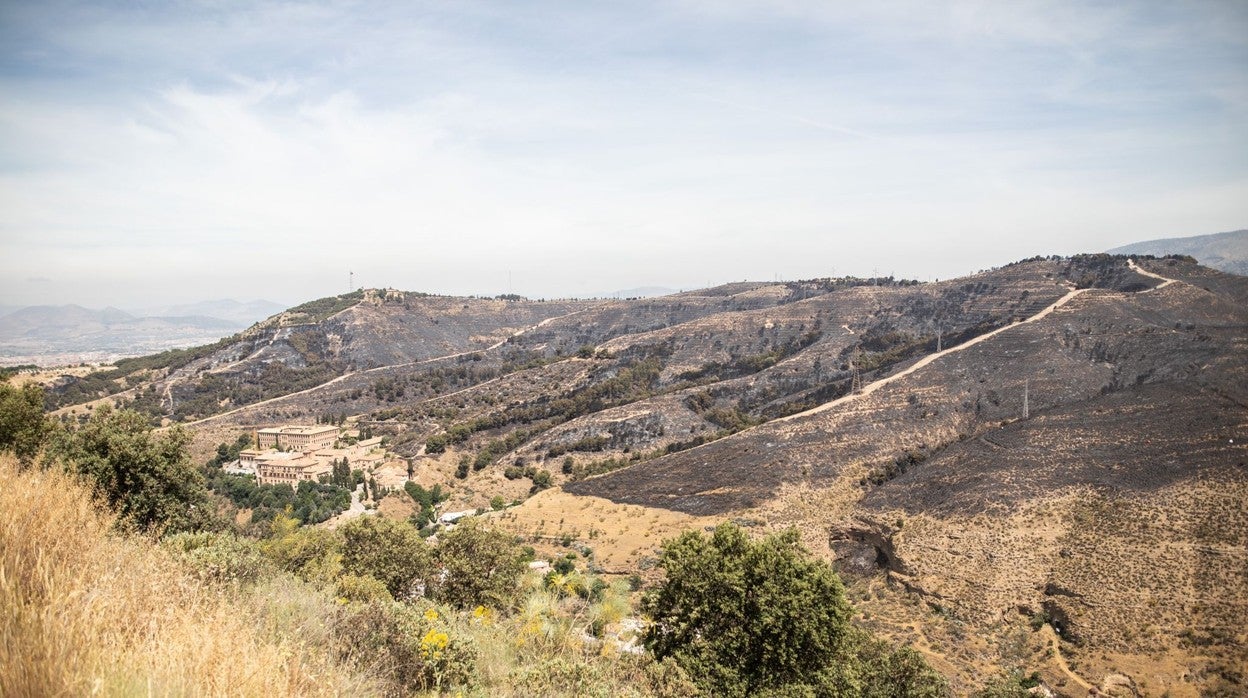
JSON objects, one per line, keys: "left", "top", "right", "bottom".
{"left": 340, "top": 516, "right": 430, "bottom": 598}
{"left": 642, "top": 523, "right": 853, "bottom": 697}
{"left": 260, "top": 512, "right": 343, "bottom": 582}
{"left": 49, "top": 405, "right": 215, "bottom": 534}
{"left": 0, "top": 382, "right": 51, "bottom": 463}
{"left": 850, "top": 634, "right": 950, "bottom": 697}
{"left": 430, "top": 519, "right": 526, "bottom": 609}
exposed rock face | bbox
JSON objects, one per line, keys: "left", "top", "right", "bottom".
{"left": 829, "top": 517, "right": 910, "bottom": 577}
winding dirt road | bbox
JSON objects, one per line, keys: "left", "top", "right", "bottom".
{"left": 776, "top": 284, "right": 1089, "bottom": 424}
{"left": 179, "top": 307, "right": 598, "bottom": 428}
{"left": 1126, "top": 258, "right": 1177, "bottom": 291}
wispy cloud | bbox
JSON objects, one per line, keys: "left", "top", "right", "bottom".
{"left": 1, "top": 0, "right": 1245, "bottom": 306}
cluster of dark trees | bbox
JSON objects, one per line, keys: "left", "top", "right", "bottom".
{"left": 206, "top": 470, "right": 351, "bottom": 525}
{"left": 44, "top": 334, "right": 243, "bottom": 411}
{"left": 502, "top": 464, "right": 552, "bottom": 493}
{"left": 424, "top": 355, "right": 667, "bottom": 464}
{"left": 404, "top": 480, "right": 449, "bottom": 529}
{"left": 207, "top": 433, "right": 254, "bottom": 468}
{"left": 676, "top": 330, "right": 823, "bottom": 383}
{"left": 163, "top": 361, "right": 344, "bottom": 421}
{"left": 283, "top": 289, "right": 365, "bottom": 322}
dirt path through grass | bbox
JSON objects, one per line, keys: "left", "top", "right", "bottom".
{"left": 1039, "top": 624, "right": 1094, "bottom": 692}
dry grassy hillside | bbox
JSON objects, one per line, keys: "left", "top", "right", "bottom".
{"left": 0, "top": 455, "right": 377, "bottom": 696}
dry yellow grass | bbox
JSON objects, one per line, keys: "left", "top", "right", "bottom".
{"left": 0, "top": 455, "right": 375, "bottom": 697}
{"left": 486, "top": 488, "right": 718, "bottom": 574}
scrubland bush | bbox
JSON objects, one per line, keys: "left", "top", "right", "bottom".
{"left": 260, "top": 512, "right": 343, "bottom": 582}
{"left": 431, "top": 519, "right": 527, "bottom": 609}
{"left": 336, "top": 573, "right": 393, "bottom": 604}
{"left": 340, "top": 515, "right": 431, "bottom": 598}
{"left": 163, "top": 530, "right": 273, "bottom": 586}
{"left": 643, "top": 522, "right": 949, "bottom": 698}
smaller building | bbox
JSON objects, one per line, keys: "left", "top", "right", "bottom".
{"left": 438, "top": 510, "right": 475, "bottom": 525}
{"left": 255, "top": 451, "right": 333, "bottom": 486}
{"left": 238, "top": 449, "right": 264, "bottom": 470}
{"left": 255, "top": 425, "right": 339, "bottom": 451}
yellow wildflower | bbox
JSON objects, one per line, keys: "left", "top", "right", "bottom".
{"left": 420, "top": 628, "right": 450, "bottom": 661}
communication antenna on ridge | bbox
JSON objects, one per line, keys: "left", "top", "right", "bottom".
{"left": 349, "top": 270, "right": 354, "bottom": 292}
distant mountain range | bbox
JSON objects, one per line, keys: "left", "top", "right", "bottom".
{"left": 1107, "top": 228, "right": 1247, "bottom": 275}
{"left": 0, "top": 299, "right": 283, "bottom": 365}
{"left": 128, "top": 299, "right": 286, "bottom": 327}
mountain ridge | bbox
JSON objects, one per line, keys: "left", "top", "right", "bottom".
{"left": 1108, "top": 228, "right": 1247, "bottom": 275}
{"left": 0, "top": 299, "right": 285, "bottom": 365}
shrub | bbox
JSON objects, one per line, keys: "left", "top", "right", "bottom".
{"left": 851, "top": 635, "right": 949, "bottom": 697}
{"left": 431, "top": 520, "right": 526, "bottom": 609}
{"left": 340, "top": 516, "right": 431, "bottom": 599}
{"left": 260, "top": 513, "right": 343, "bottom": 582}
{"left": 335, "top": 573, "right": 393, "bottom": 605}
{"left": 48, "top": 405, "right": 217, "bottom": 534}
{"left": 335, "top": 601, "right": 477, "bottom": 693}
{"left": 164, "top": 531, "right": 273, "bottom": 586}
{"left": 644, "top": 522, "right": 949, "bottom": 697}
{"left": 643, "top": 523, "right": 853, "bottom": 696}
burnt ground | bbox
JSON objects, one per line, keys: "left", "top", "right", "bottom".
{"left": 555, "top": 263, "right": 1248, "bottom": 694}
{"left": 861, "top": 381, "right": 1248, "bottom": 517}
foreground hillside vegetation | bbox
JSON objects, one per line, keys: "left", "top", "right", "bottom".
{"left": 1, "top": 385, "right": 957, "bottom": 696}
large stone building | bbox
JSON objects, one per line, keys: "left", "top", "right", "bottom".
{"left": 255, "top": 425, "right": 339, "bottom": 451}
{"left": 237, "top": 426, "right": 385, "bottom": 487}
{"left": 251, "top": 451, "right": 333, "bottom": 486}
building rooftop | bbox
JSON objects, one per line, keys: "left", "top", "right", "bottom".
{"left": 257, "top": 425, "right": 339, "bottom": 435}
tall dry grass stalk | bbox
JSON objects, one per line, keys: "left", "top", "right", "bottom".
{"left": 0, "top": 455, "right": 373, "bottom": 697}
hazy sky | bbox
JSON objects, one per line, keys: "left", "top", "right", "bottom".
{"left": 2, "top": 1, "right": 1245, "bottom": 307}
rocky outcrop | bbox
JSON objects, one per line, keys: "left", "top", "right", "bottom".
{"left": 829, "top": 517, "right": 911, "bottom": 577}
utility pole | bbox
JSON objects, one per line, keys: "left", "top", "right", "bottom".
{"left": 850, "top": 360, "right": 863, "bottom": 394}
{"left": 1023, "top": 379, "right": 1030, "bottom": 420}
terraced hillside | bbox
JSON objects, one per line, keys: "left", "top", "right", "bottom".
{"left": 44, "top": 254, "right": 1245, "bottom": 694}
{"left": 564, "top": 258, "right": 1248, "bottom": 695}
